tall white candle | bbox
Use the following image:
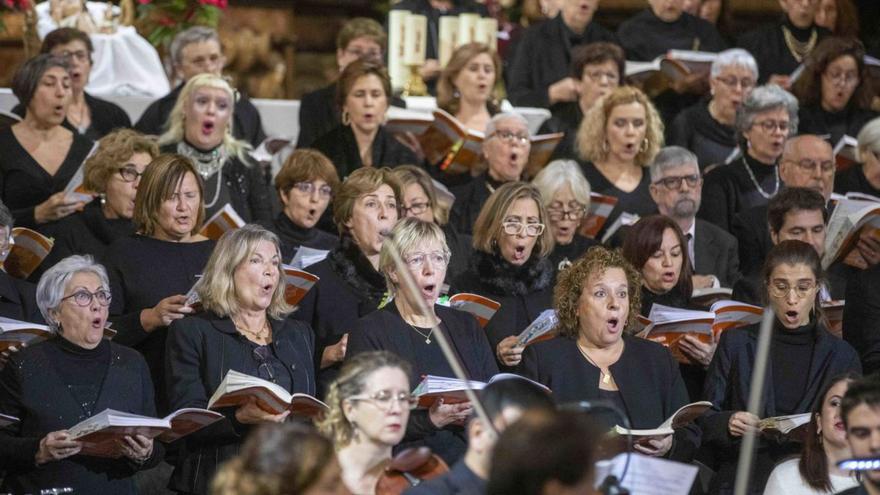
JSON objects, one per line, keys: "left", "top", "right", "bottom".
{"left": 438, "top": 16, "right": 459, "bottom": 68}
{"left": 476, "top": 18, "right": 498, "bottom": 52}
{"left": 404, "top": 14, "right": 427, "bottom": 66}
{"left": 388, "top": 10, "right": 410, "bottom": 90}
{"left": 457, "top": 13, "right": 479, "bottom": 46}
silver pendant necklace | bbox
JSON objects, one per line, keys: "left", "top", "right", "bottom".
{"left": 742, "top": 157, "right": 780, "bottom": 199}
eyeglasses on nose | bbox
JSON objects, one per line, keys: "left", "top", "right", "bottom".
{"left": 653, "top": 175, "right": 701, "bottom": 190}
{"left": 293, "top": 182, "right": 333, "bottom": 198}
{"left": 502, "top": 222, "right": 545, "bottom": 236}
{"left": 546, "top": 206, "right": 586, "bottom": 221}
{"left": 62, "top": 289, "right": 112, "bottom": 307}
{"left": 117, "top": 166, "right": 145, "bottom": 183}
{"left": 402, "top": 201, "right": 431, "bottom": 216}
{"left": 491, "top": 130, "right": 530, "bottom": 145}
{"left": 404, "top": 251, "right": 450, "bottom": 269}
{"left": 348, "top": 391, "right": 419, "bottom": 411}
{"left": 768, "top": 281, "right": 816, "bottom": 299}
{"left": 753, "top": 120, "right": 790, "bottom": 133}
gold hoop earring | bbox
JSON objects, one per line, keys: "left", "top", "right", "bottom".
{"left": 342, "top": 110, "right": 351, "bottom": 126}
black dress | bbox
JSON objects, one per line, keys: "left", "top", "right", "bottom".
{"left": 348, "top": 303, "right": 498, "bottom": 464}
{"left": 448, "top": 173, "right": 505, "bottom": 236}
{"left": 548, "top": 234, "right": 599, "bottom": 274}
{"left": 165, "top": 311, "right": 315, "bottom": 495}
{"left": 667, "top": 99, "right": 738, "bottom": 171}
{"left": 311, "top": 124, "right": 418, "bottom": 179}
{"left": 697, "top": 154, "right": 779, "bottom": 233}
{"left": 737, "top": 18, "right": 830, "bottom": 83}
{"left": 700, "top": 320, "right": 861, "bottom": 494}
{"left": 0, "top": 127, "right": 94, "bottom": 229}
{"left": 798, "top": 104, "right": 877, "bottom": 146}
{"left": 135, "top": 84, "right": 266, "bottom": 147}
{"left": 0, "top": 337, "right": 162, "bottom": 494}
{"left": 579, "top": 161, "right": 657, "bottom": 239}
{"left": 449, "top": 250, "right": 555, "bottom": 360}
{"left": 40, "top": 199, "right": 136, "bottom": 268}
{"left": 104, "top": 234, "right": 215, "bottom": 414}
{"left": 507, "top": 13, "right": 616, "bottom": 109}
{"left": 12, "top": 92, "right": 131, "bottom": 141}
{"left": 835, "top": 164, "right": 880, "bottom": 197}
{"left": 267, "top": 212, "right": 338, "bottom": 264}
{"left": 292, "top": 236, "right": 387, "bottom": 396}
{"left": 520, "top": 334, "right": 699, "bottom": 463}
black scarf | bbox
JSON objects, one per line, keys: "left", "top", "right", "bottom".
{"left": 327, "top": 236, "right": 387, "bottom": 304}
{"left": 470, "top": 249, "right": 554, "bottom": 296}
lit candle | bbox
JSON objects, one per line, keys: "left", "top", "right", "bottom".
{"left": 404, "top": 14, "right": 427, "bottom": 66}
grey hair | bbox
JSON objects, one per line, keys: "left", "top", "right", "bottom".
{"left": 857, "top": 116, "right": 880, "bottom": 161}
{"left": 734, "top": 84, "right": 799, "bottom": 147}
{"left": 484, "top": 112, "right": 530, "bottom": 137}
{"left": 36, "top": 255, "right": 109, "bottom": 333}
{"left": 649, "top": 146, "right": 700, "bottom": 183}
{"left": 0, "top": 198, "right": 13, "bottom": 228}
{"left": 531, "top": 159, "right": 591, "bottom": 207}
{"left": 12, "top": 54, "right": 69, "bottom": 110}
{"left": 710, "top": 48, "right": 759, "bottom": 79}
{"left": 170, "top": 26, "right": 220, "bottom": 68}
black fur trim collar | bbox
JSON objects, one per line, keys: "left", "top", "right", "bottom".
{"left": 327, "top": 236, "right": 387, "bottom": 302}
{"left": 471, "top": 250, "right": 554, "bottom": 296}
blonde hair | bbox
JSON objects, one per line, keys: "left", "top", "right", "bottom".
{"left": 391, "top": 165, "right": 448, "bottom": 225}
{"left": 378, "top": 218, "right": 450, "bottom": 294}
{"left": 472, "top": 182, "right": 554, "bottom": 258}
{"left": 158, "top": 73, "right": 252, "bottom": 162}
{"left": 332, "top": 167, "right": 402, "bottom": 236}
{"left": 133, "top": 154, "right": 205, "bottom": 237}
{"left": 83, "top": 129, "right": 159, "bottom": 194}
{"left": 437, "top": 42, "right": 501, "bottom": 116}
{"left": 575, "top": 86, "right": 664, "bottom": 167}
{"left": 317, "top": 351, "right": 412, "bottom": 449}
{"left": 197, "top": 224, "right": 292, "bottom": 319}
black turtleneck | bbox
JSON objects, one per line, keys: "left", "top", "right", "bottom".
{"left": 270, "top": 212, "right": 338, "bottom": 263}
{"left": 771, "top": 319, "right": 816, "bottom": 415}
{"left": 617, "top": 9, "right": 726, "bottom": 62}
{"left": 45, "top": 337, "right": 111, "bottom": 420}
{"left": 738, "top": 16, "right": 830, "bottom": 83}
{"left": 698, "top": 151, "right": 778, "bottom": 232}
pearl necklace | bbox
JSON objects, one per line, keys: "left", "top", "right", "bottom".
{"left": 742, "top": 157, "right": 780, "bottom": 199}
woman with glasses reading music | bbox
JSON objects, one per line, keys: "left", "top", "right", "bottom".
{"left": 42, "top": 129, "right": 158, "bottom": 269}
{"left": 702, "top": 240, "right": 861, "bottom": 494}
{"left": 532, "top": 159, "right": 598, "bottom": 273}
{"left": 668, "top": 48, "right": 759, "bottom": 170}
{"left": 450, "top": 182, "right": 554, "bottom": 369}
{"left": 165, "top": 224, "right": 315, "bottom": 495}
{"left": 0, "top": 255, "right": 161, "bottom": 494}
{"left": 319, "top": 350, "right": 417, "bottom": 495}
{"left": 792, "top": 37, "right": 878, "bottom": 146}
{"left": 348, "top": 218, "right": 497, "bottom": 463}
{"left": 698, "top": 84, "right": 799, "bottom": 232}
{"left": 270, "top": 149, "right": 340, "bottom": 262}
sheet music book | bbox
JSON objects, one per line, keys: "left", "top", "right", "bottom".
{"left": 412, "top": 373, "right": 549, "bottom": 408}
{"left": 281, "top": 265, "right": 319, "bottom": 307}
{"left": 759, "top": 412, "right": 812, "bottom": 441}
{"left": 593, "top": 452, "right": 698, "bottom": 495}
{"left": 199, "top": 204, "right": 245, "bottom": 241}
{"left": 289, "top": 246, "right": 330, "bottom": 270}
{"left": 580, "top": 192, "right": 618, "bottom": 239}
{"left": 3, "top": 227, "right": 54, "bottom": 280}
{"left": 445, "top": 292, "right": 501, "bottom": 328}
{"left": 833, "top": 134, "right": 859, "bottom": 172}
{"left": 614, "top": 401, "right": 711, "bottom": 437}
{"left": 63, "top": 141, "right": 100, "bottom": 203}
{"left": 208, "top": 369, "right": 328, "bottom": 418}
{"left": 516, "top": 309, "right": 558, "bottom": 347}
{"left": 823, "top": 194, "right": 880, "bottom": 269}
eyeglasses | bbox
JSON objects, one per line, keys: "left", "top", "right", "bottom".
{"left": 584, "top": 70, "right": 619, "bottom": 83}
{"left": 252, "top": 345, "right": 276, "bottom": 384}
{"left": 490, "top": 130, "right": 530, "bottom": 145}
{"left": 61, "top": 289, "right": 112, "bottom": 307}
{"left": 767, "top": 280, "right": 817, "bottom": 299}
{"left": 348, "top": 390, "right": 418, "bottom": 411}
{"left": 502, "top": 222, "right": 545, "bottom": 236}
{"left": 824, "top": 70, "right": 859, "bottom": 87}
{"left": 752, "top": 120, "right": 790, "bottom": 133}
{"left": 404, "top": 251, "right": 450, "bottom": 270}
{"left": 402, "top": 201, "right": 431, "bottom": 216}
{"left": 292, "top": 182, "right": 333, "bottom": 198}
{"left": 653, "top": 174, "right": 701, "bottom": 190}
{"left": 117, "top": 166, "right": 145, "bottom": 183}
{"left": 56, "top": 49, "right": 89, "bottom": 62}
{"left": 784, "top": 158, "right": 835, "bottom": 173}
{"left": 715, "top": 76, "right": 755, "bottom": 90}
{"left": 546, "top": 206, "right": 586, "bottom": 221}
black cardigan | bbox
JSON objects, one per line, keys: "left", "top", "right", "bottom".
{"left": 311, "top": 124, "right": 418, "bottom": 179}
{"left": 0, "top": 338, "right": 161, "bottom": 494}
{"left": 348, "top": 303, "right": 499, "bottom": 463}
{"left": 701, "top": 321, "right": 861, "bottom": 494}
{"left": 520, "top": 335, "right": 699, "bottom": 463}
{"left": 164, "top": 311, "right": 316, "bottom": 495}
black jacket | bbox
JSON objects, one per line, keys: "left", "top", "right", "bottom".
{"left": 311, "top": 124, "right": 418, "bottom": 179}
{"left": 731, "top": 202, "right": 773, "bottom": 277}
{"left": 135, "top": 84, "right": 265, "bottom": 147}
{"left": 0, "top": 338, "right": 161, "bottom": 494}
{"left": 507, "top": 14, "right": 616, "bottom": 109}
{"left": 667, "top": 99, "right": 737, "bottom": 171}
{"left": 700, "top": 321, "right": 861, "bottom": 494}
{"left": 520, "top": 335, "right": 699, "bottom": 463}
{"left": 165, "top": 311, "right": 316, "bottom": 495}
{"left": 693, "top": 219, "right": 741, "bottom": 287}
{"left": 843, "top": 263, "right": 880, "bottom": 374}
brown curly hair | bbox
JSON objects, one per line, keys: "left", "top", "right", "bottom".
{"left": 791, "top": 36, "right": 875, "bottom": 111}
{"left": 553, "top": 246, "right": 642, "bottom": 339}
{"left": 83, "top": 129, "right": 159, "bottom": 194}
{"left": 575, "top": 86, "right": 664, "bottom": 167}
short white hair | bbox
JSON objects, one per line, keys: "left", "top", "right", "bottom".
{"left": 857, "top": 116, "right": 880, "bottom": 160}
{"left": 484, "top": 112, "right": 529, "bottom": 137}
{"left": 36, "top": 255, "right": 109, "bottom": 332}
{"left": 711, "top": 48, "right": 759, "bottom": 80}
{"left": 531, "top": 159, "right": 591, "bottom": 207}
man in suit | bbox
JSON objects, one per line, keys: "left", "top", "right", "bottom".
{"left": 403, "top": 377, "right": 554, "bottom": 495}
{"left": 837, "top": 377, "right": 880, "bottom": 495}
{"left": 134, "top": 26, "right": 265, "bottom": 147}
{"left": 649, "top": 146, "right": 741, "bottom": 288}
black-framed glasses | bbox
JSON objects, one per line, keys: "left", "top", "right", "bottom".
{"left": 752, "top": 120, "right": 790, "bottom": 133}
{"left": 402, "top": 201, "right": 431, "bottom": 216}
{"left": 715, "top": 75, "right": 755, "bottom": 91}
{"left": 61, "top": 289, "right": 112, "bottom": 307}
{"left": 654, "top": 174, "right": 701, "bottom": 190}
{"left": 502, "top": 222, "right": 545, "bottom": 236}
{"left": 347, "top": 390, "right": 418, "bottom": 411}
{"left": 490, "top": 130, "right": 530, "bottom": 145}
{"left": 824, "top": 70, "right": 859, "bottom": 87}
{"left": 117, "top": 166, "right": 145, "bottom": 183}
{"left": 292, "top": 182, "right": 333, "bottom": 198}
{"left": 767, "top": 280, "right": 817, "bottom": 299}
{"left": 252, "top": 345, "right": 276, "bottom": 383}
{"left": 546, "top": 206, "right": 586, "bottom": 221}
{"left": 57, "top": 49, "right": 89, "bottom": 62}
{"left": 784, "top": 158, "right": 835, "bottom": 173}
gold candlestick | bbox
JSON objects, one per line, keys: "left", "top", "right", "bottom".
{"left": 402, "top": 64, "right": 428, "bottom": 97}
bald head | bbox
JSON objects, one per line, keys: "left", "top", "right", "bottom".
{"left": 779, "top": 135, "right": 835, "bottom": 201}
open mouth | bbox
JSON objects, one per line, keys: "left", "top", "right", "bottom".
{"left": 512, "top": 245, "right": 527, "bottom": 262}
{"left": 662, "top": 271, "right": 677, "bottom": 283}
{"left": 201, "top": 120, "right": 215, "bottom": 136}
{"left": 606, "top": 317, "right": 620, "bottom": 333}
{"left": 783, "top": 310, "right": 800, "bottom": 325}
{"left": 834, "top": 420, "right": 845, "bottom": 431}
{"left": 421, "top": 283, "right": 436, "bottom": 299}
{"left": 91, "top": 317, "right": 103, "bottom": 328}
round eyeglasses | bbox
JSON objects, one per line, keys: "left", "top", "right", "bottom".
{"left": 61, "top": 289, "right": 112, "bottom": 307}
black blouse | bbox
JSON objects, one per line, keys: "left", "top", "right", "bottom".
{"left": 579, "top": 161, "right": 657, "bottom": 238}
{"left": 311, "top": 124, "right": 418, "bottom": 179}
{"left": 697, "top": 154, "right": 779, "bottom": 232}
{"left": 667, "top": 99, "right": 738, "bottom": 171}
{"left": 798, "top": 104, "right": 877, "bottom": 146}
{"left": 0, "top": 127, "right": 94, "bottom": 229}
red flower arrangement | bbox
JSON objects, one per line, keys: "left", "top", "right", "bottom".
{"left": 137, "top": 0, "right": 227, "bottom": 48}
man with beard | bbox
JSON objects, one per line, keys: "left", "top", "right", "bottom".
{"left": 837, "top": 377, "right": 880, "bottom": 495}
{"left": 649, "top": 146, "right": 741, "bottom": 288}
